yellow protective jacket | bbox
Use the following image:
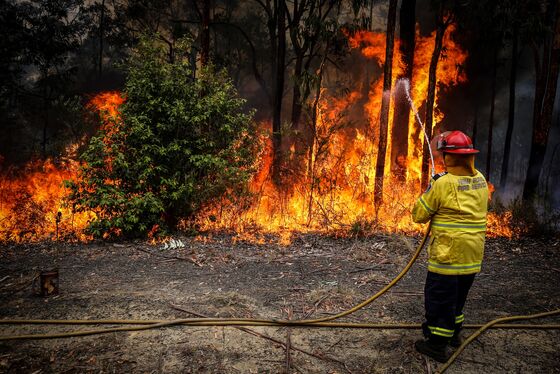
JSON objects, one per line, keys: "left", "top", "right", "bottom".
{"left": 412, "top": 170, "right": 489, "bottom": 275}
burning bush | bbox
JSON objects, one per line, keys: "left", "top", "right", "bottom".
{"left": 66, "top": 36, "right": 259, "bottom": 239}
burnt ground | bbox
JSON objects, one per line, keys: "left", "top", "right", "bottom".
{"left": 0, "top": 232, "right": 559, "bottom": 374}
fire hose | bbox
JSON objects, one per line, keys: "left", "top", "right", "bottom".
{"left": 1, "top": 222, "right": 559, "bottom": 373}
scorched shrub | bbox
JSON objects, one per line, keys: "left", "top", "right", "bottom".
{"left": 66, "top": 37, "right": 258, "bottom": 238}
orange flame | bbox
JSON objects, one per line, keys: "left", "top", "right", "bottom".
{"left": 0, "top": 29, "right": 514, "bottom": 243}
{"left": 196, "top": 24, "right": 497, "bottom": 240}
{"left": 0, "top": 92, "right": 124, "bottom": 243}
{"left": 0, "top": 158, "right": 93, "bottom": 242}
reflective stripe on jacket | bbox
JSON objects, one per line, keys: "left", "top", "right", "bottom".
{"left": 412, "top": 171, "right": 489, "bottom": 275}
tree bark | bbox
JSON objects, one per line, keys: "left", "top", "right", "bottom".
{"left": 420, "top": 4, "right": 449, "bottom": 190}
{"left": 42, "top": 82, "right": 49, "bottom": 158}
{"left": 200, "top": 0, "right": 211, "bottom": 66}
{"left": 306, "top": 48, "right": 328, "bottom": 225}
{"left": 523, "top": 0, "right": 560, "bottom": 200}
{"left": 472, "top": 100, "right": 478, "bottom": 148}
{"left": 486, "top": 46, "right": 498, "bottom": 181}
{"left": 373, "top": 0, "right": 398, "bottom": 210}
{"left": 291, "top": 53, "right": 304, "bottom": 155}
{"left": 287, "top": 0, "right": 305, "bottom": 149}
{"left": 390, "top": 0, "right": 415, "bottom": 181}
{"left": 272, "top": 0, "right": 286, "bottom": 184}
{"left": 98, "top": 0, "right": 105, "bottom": 75}
{"left": 500, "top": 23, "right": 518, "bottom": 190}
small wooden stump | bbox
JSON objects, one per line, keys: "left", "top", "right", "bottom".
{"left": 39, "top": 269, "right": 59, "bottom": 296}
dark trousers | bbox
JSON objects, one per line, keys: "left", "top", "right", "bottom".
{"left": 422, "top": 271, "right": 476, "bottom": 342}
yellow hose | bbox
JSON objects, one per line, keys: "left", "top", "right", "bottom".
{"left": 1, "top": 221, "right": 559, "bottom": 372}
{"left": 272, "top": 220, "right": 432, "bottom": 324}
{"left": 436, "top": 308, "right": 560, "bottom": 374}
{"left": 0, "top": 221, "right": 432, "bottom": 341}
{"left": 2, "top": 319, "right": 560, "bottom": 330}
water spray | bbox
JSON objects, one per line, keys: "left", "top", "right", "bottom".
{"left": 396, "top": 78, "right": 436, "bottom": 178}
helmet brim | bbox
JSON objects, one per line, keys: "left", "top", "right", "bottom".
{"left": 442, "top": 148, "right": 479, "bottom": 154}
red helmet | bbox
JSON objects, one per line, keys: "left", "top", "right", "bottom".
{"left": 436, "top": 131, "right": 479, "bottom": 154}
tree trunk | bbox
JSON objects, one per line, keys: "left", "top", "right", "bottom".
{"left": 523, "top": 0, "right": 560, "bottom": 200}
{"left": 420, "top": 5, "right": 448, "bottom": 190}
{"left": 291, "top": 54, "right": 304, "bottom": 157}
{"left": 390, "top": 0, "right": 415, "bottom": 181}
{"left": 472, "top": 100, "right": 478, "bottom": 148}
{"left": 42, "top": 83, "right": 49, "bottom": 158}
{"left": 486, "top": 46, "right": 498, "bottom": 181}
{"left": 98, "top": 0, "right": 105, "bottom": 75}
{"left": 500, "top": 24, "right": 518, "bottom": 190}
{"left": 373, "top": 0, "right": 398, "bottom": 210}
{"left": 272, "top": 0, "right": 286, "bottom": 184}
{"left": 306, "top": 49, "right": 328, "bottom": 225}
{"left": 201, "top": 0, "right": 211, "bottom": 66}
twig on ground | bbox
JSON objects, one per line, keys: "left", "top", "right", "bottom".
{"left": 424, "top": 355, "right": 432, "bottom": 374}
{"left": 10, "top": 273, "right": 40, "bottom": 293}
{"left": 308, "top": 267, "right": 335, "bottom": 274}
{"left": 291, "top": 364, "right": 304, "bottom": 374}
{"left": 388, "top": 291, "right": 423, "bottom": 296}
{"left": 343, "top": 362, "right": 355, "bottom": 374}
{"left": 285, "top": 328, "right": 292, "bottom": 374}
{"left": 300, "top": 294, "right": 330, "bottom": 320}
{"left": 285, "top": 307, "right": 293, "bottom": 374}
{"left": 134, "top": 247, "right": 202, "bottom": 267}
{"left": 348, "top": 266, "right": 388, "bottom": 274}
{"left": 324, "top": 337, "right": 344, "bottom": 353}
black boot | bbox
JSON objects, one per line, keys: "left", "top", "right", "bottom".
{"left": 450, "top": 330, "right": 463, "bottom": 348}
{"left": 415, "top": 336, "right": 450, "bottom": 363}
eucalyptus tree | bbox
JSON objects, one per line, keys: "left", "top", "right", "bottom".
{"left": 523, "top": 0, "right": 560, "bottom": 201}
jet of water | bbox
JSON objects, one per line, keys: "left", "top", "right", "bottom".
{"left": 395, "top": 78, "right": 435, "bottom": 177}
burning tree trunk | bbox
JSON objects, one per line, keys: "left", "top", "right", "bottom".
{"left": 42, "top": 83, "right": 49, "bottom": 159}
{"left": 523, "top": 0, "right": 560, "bottom": 200}
{"left": 421, "top": 5, "right": 452, "bottom": 190}
{"left": 500, "top": 23, "right": 519, "bottom": 190}
{"left": 285, "top": 0, "right": 342, "bottom": 174}
{"left": 272, "top": 0, "right": 286, "bottom": 184}
{"left": 486, "top": 46, "right": 498, "bottom": 181}
{"left": 306, "top": 46, "right": 329, "bottom": 225}
{"left": 291, "top": 55, "right": 303, "bottom": 141}
{"left": 373, "top": 0, "right": 398, "bottom": 210}
{"left": 390, "top": 0, "right": 416, "bottom": 181}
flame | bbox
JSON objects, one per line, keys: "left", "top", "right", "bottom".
{"left": 0, "top": 92, "right": 123, "bottom": 243}
{"left": 197, "top": 24, "right": 503, "bottom": 239}
{"left": 0, "top": 27, "right": 514, "bottom": 243}
{"left": 487, "top": 211, "right": 516, "bottom": 238}
{"left": 87, "top": 91, "right": 125, "bottom": 119}
{"left": 0, "top": 158, "right": 93, "bottom": 242}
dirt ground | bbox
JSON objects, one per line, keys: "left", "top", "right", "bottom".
{"left": 1, "top": 232, "right": 559, "bottom": 374}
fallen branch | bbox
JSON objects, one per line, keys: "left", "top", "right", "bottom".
{"left": 0, "top": 276, "right": 11, "bottom": 283}
{"left": 285, "top": 327, "right": 292, "bottom": 374}
{"left": 285, "top": 307, "right": 295, "bottom": 373}
{"left": 169, "top": 303, "right": 350, "bottom": 371}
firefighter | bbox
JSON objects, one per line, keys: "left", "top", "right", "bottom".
{"left": 412, "top": 130, "right": 489, "bottom": 362}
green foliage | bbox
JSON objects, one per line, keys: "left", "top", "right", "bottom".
{"left": 66, "top": 36, "right": 259, "bottom": 239}
{"left": 349, "top": 217, "right": 376, "bottom": 238}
